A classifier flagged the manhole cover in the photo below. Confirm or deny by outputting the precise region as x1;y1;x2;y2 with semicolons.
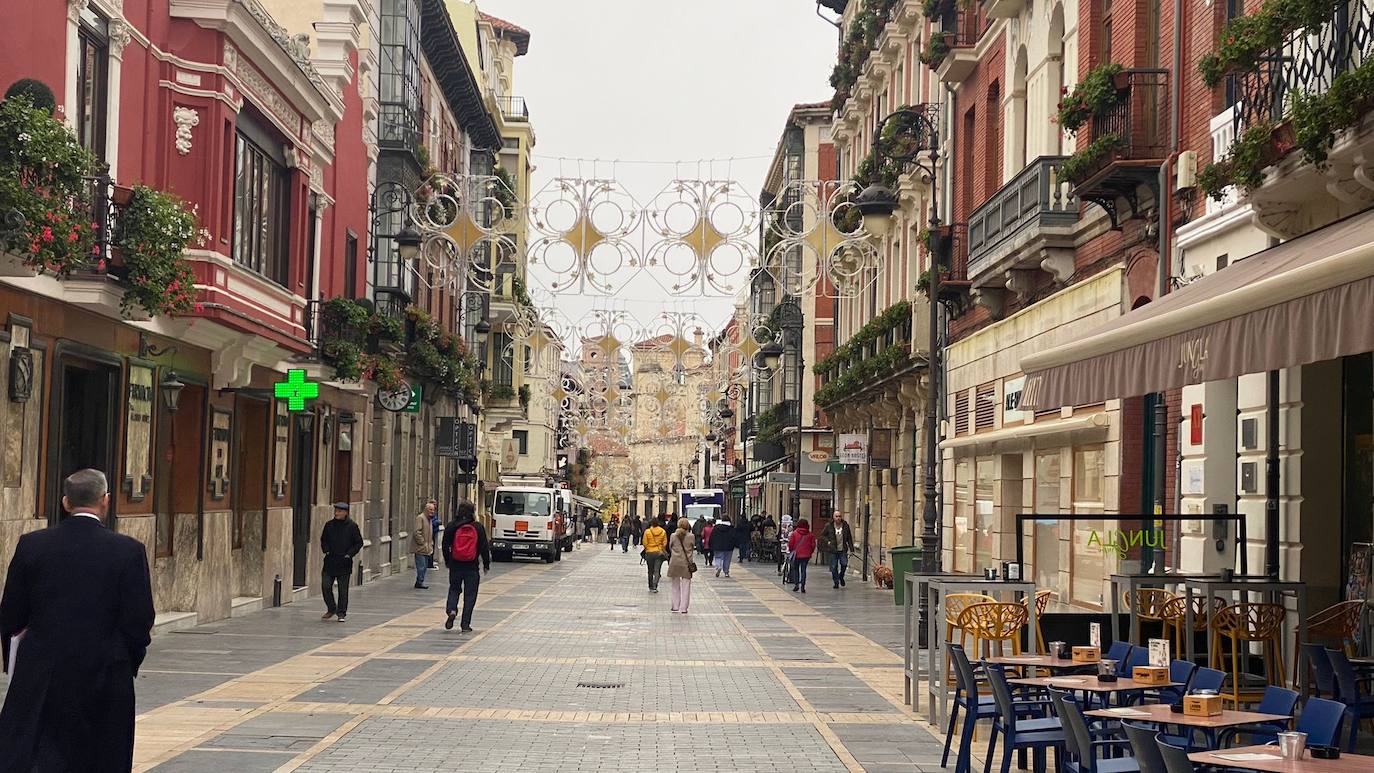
577;682;625;689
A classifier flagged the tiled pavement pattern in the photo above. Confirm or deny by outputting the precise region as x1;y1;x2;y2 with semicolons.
103;544;964;771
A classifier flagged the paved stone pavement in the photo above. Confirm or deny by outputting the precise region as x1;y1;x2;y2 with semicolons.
49;544;958;771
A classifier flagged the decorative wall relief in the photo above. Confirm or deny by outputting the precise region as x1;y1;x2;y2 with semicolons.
172;107;199;156
123;364;153;499
209;408;231;500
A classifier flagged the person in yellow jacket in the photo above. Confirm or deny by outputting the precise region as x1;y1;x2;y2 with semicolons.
641;516;669;593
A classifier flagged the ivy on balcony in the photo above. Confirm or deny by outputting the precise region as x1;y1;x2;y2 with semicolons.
1199;55;1374;200
813;299;910;377
829;0;903;110
815;342;913;408
1059;133;1124;184
1198;0;1341;87
319;298;406;387
918;32;951;67
492;164;518;220
511;273;534;308
755;402;789;444
1055;63;1124;134
403;305;481;401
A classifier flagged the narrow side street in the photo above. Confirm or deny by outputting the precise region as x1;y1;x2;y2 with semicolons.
123;547;941;773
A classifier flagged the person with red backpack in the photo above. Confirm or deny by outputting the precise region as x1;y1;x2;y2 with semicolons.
441;501;490;633
787;519;817;593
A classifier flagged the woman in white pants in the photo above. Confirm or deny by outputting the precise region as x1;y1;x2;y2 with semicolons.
666;518;695;613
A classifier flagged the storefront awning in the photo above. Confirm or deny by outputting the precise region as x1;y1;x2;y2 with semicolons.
724;457;787;486
1021;207;1374;410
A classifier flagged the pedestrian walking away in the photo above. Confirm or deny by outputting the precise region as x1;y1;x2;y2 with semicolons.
607;515;620;549
320;502;364;621
641;517;668;592
443;501;491;633
618;515;634;553
710;515;735;577
820;509;856;589
630;514;643;547
788;519;817;593
0;469;155;773
413;498;436;588
666;518;697;613
701;519;715;564
735;515;752;563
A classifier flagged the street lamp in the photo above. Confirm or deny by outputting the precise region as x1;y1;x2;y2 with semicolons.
859;105;943;575
396;223;422;262
755;298;805;524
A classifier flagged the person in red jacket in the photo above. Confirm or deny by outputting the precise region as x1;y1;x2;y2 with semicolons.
787;519;817;593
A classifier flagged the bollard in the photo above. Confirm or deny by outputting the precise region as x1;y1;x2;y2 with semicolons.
273;574;282;607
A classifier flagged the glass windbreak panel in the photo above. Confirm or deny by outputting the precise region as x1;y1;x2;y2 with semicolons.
1033;451;1062;598
494;491;551;517
1071;446;1105;608
975;458;995;573
954;458;972;573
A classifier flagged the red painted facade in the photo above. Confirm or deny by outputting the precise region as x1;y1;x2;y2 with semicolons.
1;0;367;351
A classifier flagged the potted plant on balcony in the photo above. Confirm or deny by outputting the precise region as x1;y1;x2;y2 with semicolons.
918;32;952;67
1056;63;1125;134
1059;133;1125;185
0;91;101;277
112;185;200;319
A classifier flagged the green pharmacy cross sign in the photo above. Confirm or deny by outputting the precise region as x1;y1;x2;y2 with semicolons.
274;369;320;411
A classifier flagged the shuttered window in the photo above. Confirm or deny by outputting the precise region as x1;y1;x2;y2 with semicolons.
954;390;970;436
975;383;996;432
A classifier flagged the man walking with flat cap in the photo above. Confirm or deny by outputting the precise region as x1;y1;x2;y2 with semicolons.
320;501;363;622
0;468;155;772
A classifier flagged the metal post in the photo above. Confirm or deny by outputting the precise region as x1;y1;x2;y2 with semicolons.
921;209;942;574
704;442;712;487
1265;370;1281;579
862;499;872;581
793;326;803;525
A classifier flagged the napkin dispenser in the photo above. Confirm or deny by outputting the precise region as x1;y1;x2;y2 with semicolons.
1183;692;1223;717
1132;665;1170;685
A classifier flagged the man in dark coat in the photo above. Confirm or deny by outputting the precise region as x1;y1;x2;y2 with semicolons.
320;502;363;622
0;468;155;772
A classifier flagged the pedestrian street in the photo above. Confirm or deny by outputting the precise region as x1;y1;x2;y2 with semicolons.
110;545;948;772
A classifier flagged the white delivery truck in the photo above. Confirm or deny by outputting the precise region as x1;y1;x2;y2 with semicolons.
489;485;566;563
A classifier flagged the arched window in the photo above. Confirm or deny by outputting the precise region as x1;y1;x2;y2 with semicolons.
1013;46;1030;170
1048;4;1067;156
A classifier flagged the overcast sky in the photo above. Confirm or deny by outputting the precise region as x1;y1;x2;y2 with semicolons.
474;0;838;349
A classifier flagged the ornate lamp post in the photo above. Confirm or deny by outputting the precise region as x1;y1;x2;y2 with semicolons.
855;106;943;575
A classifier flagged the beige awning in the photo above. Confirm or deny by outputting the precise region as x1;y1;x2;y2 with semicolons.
1021;208;1374;410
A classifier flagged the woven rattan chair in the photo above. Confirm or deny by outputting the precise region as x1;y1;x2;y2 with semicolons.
956;601;1029;659
1211;602;1286;706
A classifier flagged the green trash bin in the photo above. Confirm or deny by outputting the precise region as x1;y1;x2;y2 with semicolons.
889;545;923;606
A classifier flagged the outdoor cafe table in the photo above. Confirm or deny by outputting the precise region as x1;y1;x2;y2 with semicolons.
1008;675;1181;696
1190;745;1374;773
985;654;1086;674
1085;703;1291;729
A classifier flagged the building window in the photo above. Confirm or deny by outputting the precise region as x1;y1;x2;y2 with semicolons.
1101;0;1114;64
76;8;110;160
975;383;997;432
493;332;514;388
954;390;971;436
513;429;528;455
232;116;291;285
974;458;996;572
1032;451;1063;598
954;458;973;573
344;232;358;299
378;0;422;152
1071;445;1106;607
522;344;532;375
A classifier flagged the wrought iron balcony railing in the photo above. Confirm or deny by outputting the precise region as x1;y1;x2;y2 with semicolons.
497;95;529;122
1091;68;1169;164
967;157;1078;281
1232;1;1374;147
940;5;984;48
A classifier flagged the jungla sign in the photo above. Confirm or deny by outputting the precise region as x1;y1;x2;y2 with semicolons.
1087;528;1167;559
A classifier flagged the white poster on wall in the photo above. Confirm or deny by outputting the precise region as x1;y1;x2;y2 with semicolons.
837;433;868;465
